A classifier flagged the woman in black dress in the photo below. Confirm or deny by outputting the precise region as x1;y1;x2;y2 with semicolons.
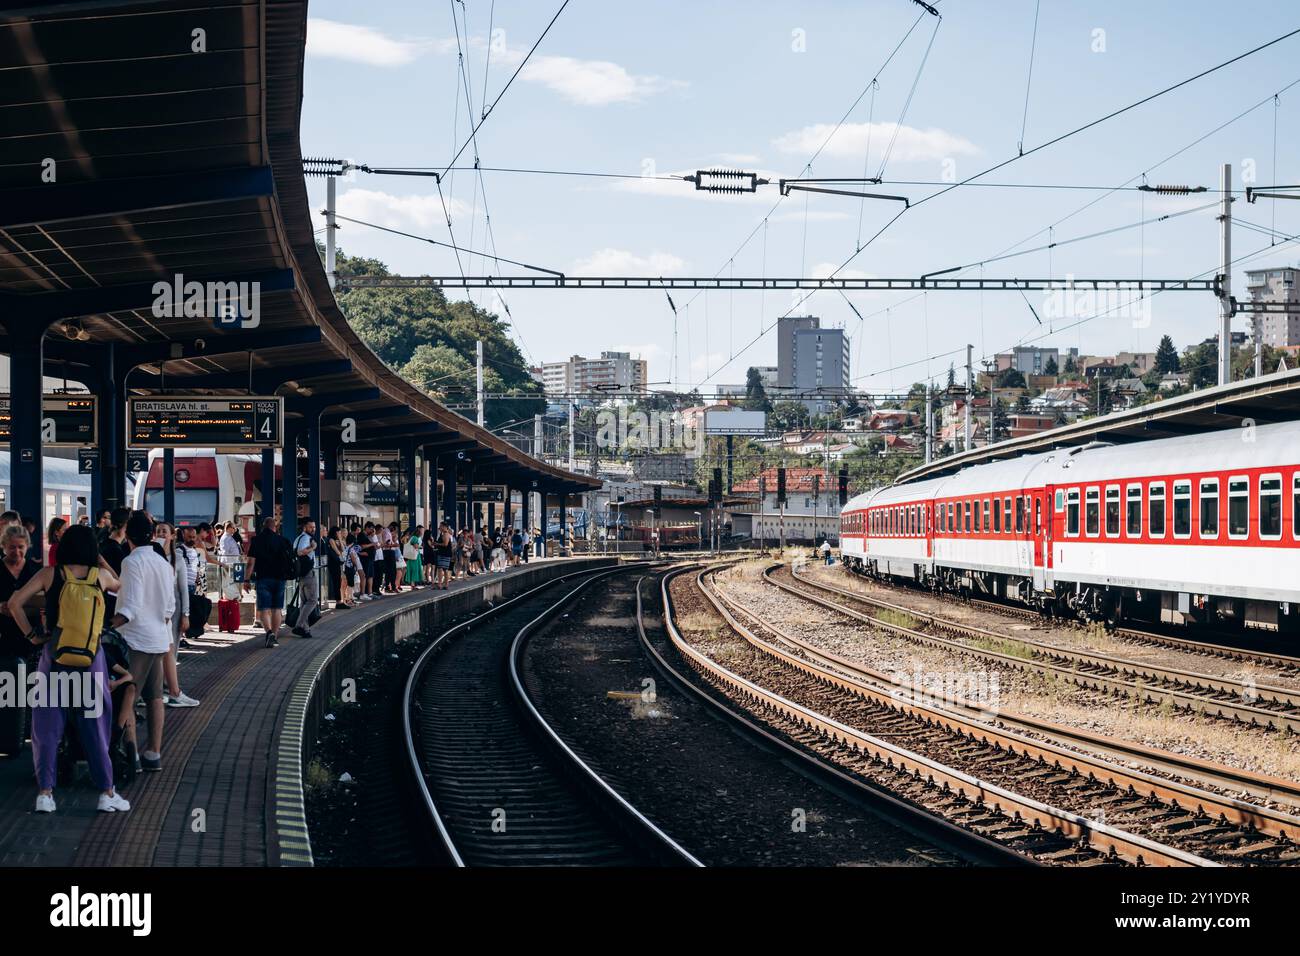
325;525;343;607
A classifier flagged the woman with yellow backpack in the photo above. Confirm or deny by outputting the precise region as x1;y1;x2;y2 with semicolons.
5;523;131;814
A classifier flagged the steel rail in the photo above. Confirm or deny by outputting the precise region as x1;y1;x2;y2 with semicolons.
646;567;1034;867
734;567;1300;838
776;566;1300;733
508;567;703;867
681;568;1217;866
403;563;695;866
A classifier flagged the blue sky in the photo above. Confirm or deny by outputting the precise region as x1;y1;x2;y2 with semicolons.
301;1;1300;394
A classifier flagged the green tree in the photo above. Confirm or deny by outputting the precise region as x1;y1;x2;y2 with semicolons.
329;247;542;429
1063;354;1078;374
1154;334;1180;374
743;367;772;412
1043;356;1059;376
996;368;1026;389
992;397;1011;441
1181;340;1218;389
770;401;808;432
1087;378;1112;417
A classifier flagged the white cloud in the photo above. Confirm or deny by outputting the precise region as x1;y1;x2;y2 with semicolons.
772;121;979;163
325;188;471;232
466;33;683;106
521;55;684;106
572;248;686;276
306;18;439;66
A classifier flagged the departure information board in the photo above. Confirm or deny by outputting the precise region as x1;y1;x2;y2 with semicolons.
0;395;96;446
127;397;283;448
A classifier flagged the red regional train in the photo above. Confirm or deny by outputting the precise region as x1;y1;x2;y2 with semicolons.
839;421;1300;633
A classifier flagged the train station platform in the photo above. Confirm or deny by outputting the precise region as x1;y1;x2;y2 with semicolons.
0;556;614;868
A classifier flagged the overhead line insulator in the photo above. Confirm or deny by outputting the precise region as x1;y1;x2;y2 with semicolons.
683;169;768;193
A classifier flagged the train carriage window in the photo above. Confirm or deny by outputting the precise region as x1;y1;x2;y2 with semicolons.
983;499;990;532
1004;497;1012;534
993;498;1001;533
1015;496;1025;534
1126;485;1142;537
1066;489;1080;536
1293;474;1300;540
1105;486;1121;537
1199;478;1219;538
1173;481;1191;538
1085;488;1100;537
1149;483;1166;538
1034;496;1042;535
950;502;957;533
965;501;972;533
1228;477;1249;539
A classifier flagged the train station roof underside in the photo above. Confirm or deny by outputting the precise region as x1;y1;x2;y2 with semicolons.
898;366;1300;485
0;0;596;495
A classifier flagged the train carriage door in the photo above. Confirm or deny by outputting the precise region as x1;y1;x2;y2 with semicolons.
1035;486;1051;590
925;501;933;559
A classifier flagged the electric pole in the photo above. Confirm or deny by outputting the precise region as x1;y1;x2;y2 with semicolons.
924;382;933;463
1218;162;1233;386
964;344;973;452
476;339;485;427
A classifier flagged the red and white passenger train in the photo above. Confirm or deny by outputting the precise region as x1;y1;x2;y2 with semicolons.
839;421;1300;633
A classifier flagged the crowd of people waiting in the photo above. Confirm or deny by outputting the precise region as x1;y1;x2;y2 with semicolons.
1;507;549;817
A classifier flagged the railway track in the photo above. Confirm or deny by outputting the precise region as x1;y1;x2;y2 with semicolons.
403;564;700;867
776;565;1300;735
774;567;1300;813
866;568;1300;677
688;565;1300;865
518;564;1021;865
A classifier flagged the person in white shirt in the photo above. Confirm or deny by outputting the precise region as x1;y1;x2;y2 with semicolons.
109;512;177;773
292;518;319;639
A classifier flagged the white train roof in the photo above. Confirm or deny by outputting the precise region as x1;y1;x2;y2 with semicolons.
842;420;1300;511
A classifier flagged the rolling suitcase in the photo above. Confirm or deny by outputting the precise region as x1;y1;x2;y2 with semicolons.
217;598;241;634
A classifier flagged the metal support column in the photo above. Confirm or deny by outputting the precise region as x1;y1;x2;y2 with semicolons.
400;440;417;530
306;415;322;529
441;457;457;529
4;321;50;553
464;462;475;531
260;448;276;526
487;501;496;533
162;448;176;525
280;422;302;542
1218;162;1233;386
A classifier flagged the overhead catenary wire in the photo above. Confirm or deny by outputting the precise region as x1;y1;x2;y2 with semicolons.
697;32;1300;389
1017;0;1042;156
441;0;572;174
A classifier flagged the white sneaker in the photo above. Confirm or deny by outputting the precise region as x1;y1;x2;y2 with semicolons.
97;792;131;813
35;793;55;813
168;692;200;708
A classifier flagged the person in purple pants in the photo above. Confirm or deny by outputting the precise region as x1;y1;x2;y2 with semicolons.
6;524;130;814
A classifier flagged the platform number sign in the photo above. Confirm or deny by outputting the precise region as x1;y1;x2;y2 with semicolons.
77;448;100;474
127;450;149;475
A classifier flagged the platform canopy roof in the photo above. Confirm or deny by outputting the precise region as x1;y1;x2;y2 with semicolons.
0;0;596;494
